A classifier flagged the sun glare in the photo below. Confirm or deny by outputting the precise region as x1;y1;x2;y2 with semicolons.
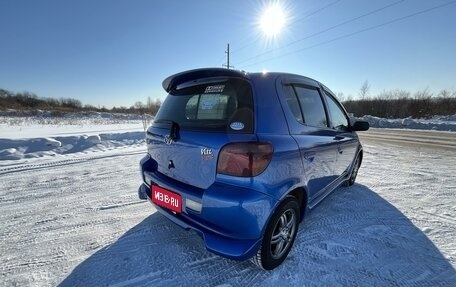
259;3;286;38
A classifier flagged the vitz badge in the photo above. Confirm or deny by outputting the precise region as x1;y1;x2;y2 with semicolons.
201;147;214;160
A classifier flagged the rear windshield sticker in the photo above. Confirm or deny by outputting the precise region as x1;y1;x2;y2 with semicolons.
230;122;245;131
200;97;218;110
204;85;225;93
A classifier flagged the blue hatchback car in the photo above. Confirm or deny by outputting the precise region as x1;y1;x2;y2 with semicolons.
138;68;369;270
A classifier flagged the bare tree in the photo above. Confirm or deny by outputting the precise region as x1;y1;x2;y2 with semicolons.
134;101;149;132
438;89;451;99
359;80;370;100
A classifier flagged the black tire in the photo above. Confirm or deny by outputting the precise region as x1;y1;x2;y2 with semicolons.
344;154;361;187
252;196;300;270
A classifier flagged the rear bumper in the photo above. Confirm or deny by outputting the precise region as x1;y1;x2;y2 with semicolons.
138;155;277;261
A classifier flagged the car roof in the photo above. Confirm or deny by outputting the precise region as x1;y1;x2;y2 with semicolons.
162;68;321;92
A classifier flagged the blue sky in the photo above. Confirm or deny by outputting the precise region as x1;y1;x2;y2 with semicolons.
1;0;455;108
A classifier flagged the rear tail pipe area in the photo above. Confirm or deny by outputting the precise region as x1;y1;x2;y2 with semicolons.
138;183;149;200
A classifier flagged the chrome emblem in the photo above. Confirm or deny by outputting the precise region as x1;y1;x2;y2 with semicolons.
164;135;174;145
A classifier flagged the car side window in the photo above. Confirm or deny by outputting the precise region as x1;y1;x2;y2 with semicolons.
324;92;349;130
294;86;327;128
283;85;304;124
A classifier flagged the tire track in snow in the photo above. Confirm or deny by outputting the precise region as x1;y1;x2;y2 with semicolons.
0;152;143;175
0;150;147;287
0;149;144;175
416;210;456;226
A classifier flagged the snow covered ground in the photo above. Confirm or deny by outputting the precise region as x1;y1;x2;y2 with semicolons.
1;113;455;286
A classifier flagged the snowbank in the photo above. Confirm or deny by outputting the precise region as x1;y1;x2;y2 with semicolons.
0;132;146;160
0;110;152;160
359;115;456;131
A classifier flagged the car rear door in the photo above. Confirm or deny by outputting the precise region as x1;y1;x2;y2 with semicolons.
279;78;339;202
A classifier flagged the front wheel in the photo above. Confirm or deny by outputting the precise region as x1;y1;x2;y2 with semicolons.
344;155;361;187
252;196;300;270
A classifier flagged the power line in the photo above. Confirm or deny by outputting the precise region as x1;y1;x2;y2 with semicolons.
236;0;405;66
230;0;343;55
289;0;342;25
240;0;456;69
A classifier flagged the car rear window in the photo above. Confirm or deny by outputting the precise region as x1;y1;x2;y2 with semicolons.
154;78;254;133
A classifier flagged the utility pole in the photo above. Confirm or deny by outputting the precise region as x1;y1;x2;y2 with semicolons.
222;43;234;69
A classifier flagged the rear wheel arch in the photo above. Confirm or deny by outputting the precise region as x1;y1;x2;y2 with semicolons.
258;186;307;243
252;195;300;270
251;185;308;269
288;187;308;222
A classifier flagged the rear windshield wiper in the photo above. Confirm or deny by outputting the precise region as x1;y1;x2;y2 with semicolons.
154;119;180;141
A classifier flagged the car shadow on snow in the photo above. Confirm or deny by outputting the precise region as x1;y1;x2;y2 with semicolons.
59;184;456;287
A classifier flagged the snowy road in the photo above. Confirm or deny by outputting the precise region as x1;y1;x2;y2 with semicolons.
359;128;456;151
1;132;455;286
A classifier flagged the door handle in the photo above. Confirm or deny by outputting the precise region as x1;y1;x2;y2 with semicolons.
334;135;345;141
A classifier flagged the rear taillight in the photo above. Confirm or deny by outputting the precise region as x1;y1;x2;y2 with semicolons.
217;142;273;177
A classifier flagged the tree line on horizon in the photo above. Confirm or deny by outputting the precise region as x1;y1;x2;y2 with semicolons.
1;86;455;119
339;81;456;119
0;88;162;116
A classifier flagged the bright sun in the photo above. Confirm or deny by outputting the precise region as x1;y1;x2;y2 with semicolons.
259;3;286;37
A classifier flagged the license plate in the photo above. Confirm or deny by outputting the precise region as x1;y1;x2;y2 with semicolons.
151;185;182;213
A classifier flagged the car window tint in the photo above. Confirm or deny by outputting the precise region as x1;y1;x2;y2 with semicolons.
154;78;253;133
283;85;303;124
324;92;349;130
294;86;327;128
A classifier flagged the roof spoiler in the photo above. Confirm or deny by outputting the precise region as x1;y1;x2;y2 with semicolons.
162;68;249;92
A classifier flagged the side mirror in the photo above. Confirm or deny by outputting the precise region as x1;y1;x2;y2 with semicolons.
351;120;370;131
